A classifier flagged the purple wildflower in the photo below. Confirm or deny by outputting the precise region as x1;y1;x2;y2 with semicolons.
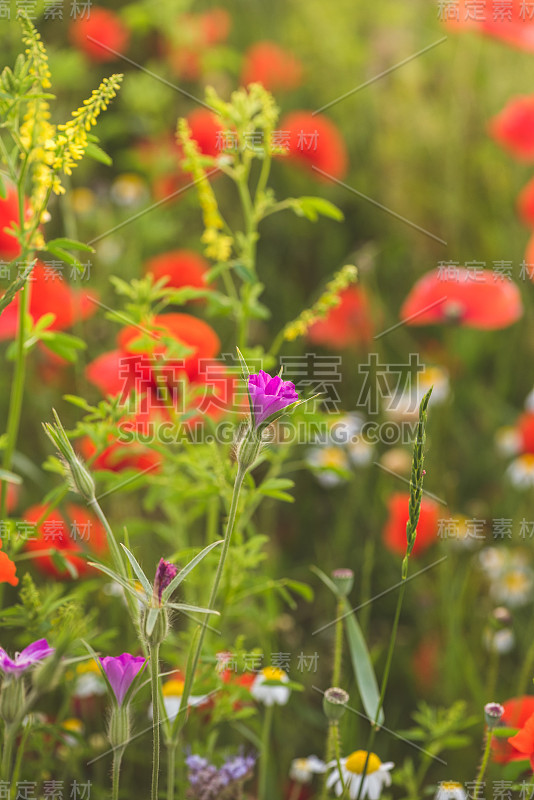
0;638;54;675
100;653;146;705
186;752;256;799
219;753;256;783
248;370;298;428
154;558;178;604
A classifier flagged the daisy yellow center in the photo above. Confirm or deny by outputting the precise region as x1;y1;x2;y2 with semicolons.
321;447;347;469
77;661;101;676
163;679;185;697
345;751;381;775
62;718;83;733
262;667;286;682
441;782;463;790
503;570;530;593
518;454;534;471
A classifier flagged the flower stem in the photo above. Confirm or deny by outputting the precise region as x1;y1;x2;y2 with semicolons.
166;741;176;800
332;597;344;688
473;729;493;800
258;702;274;800
355;574;408;800
172;466;246;736
111;746;124;800
150;644;161;800
1;724;16;782
0;280;30;524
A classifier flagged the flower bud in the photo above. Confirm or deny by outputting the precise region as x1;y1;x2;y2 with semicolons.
331;569;354;597
0;677;25;725
484;702;504;729
108;704;131;748
234;423;262;473
142;606;169;648
323;687;349;721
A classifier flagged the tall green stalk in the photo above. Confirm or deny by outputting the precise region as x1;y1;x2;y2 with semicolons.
258;703;274;800
150;644;161;800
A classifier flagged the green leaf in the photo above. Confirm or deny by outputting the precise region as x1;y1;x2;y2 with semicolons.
0;469;22;485
46;237;94;254
44;244;85;274
167;603;220;616
493;727;519;738
0;173;6;199
40;331;86;362
233;261;256;283
289;196;344;223
343;597;384;726
84;141;112;166
120;544;153;597
87;560;144;601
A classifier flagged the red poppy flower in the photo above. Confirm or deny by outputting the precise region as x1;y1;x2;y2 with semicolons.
0;551;18;587
86;314;239;422
0;182;22;260
0;261;96;340
23;503;107;579
184;109;224;159
493;696;534;763
400;267;523;330
517;412;534;453
518;177;534;227
306;287;373;348
200;8;231;45
165;9;231;79
241;42;303;92
145;250;208;291
509;712;534;770
383;493;440;557
280;111;348;180
446;1;534;51
489;96;534;161
70;7;130;62
79;424;161;474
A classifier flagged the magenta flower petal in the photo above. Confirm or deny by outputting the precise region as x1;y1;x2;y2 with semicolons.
0;638;55;675
248;370;298;427
101;653;146;705
154;558;178;604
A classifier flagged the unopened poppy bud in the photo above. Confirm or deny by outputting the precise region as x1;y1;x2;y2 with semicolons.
484;702;505;729
108;704;131;748
331;568;354;597
323;687;349;721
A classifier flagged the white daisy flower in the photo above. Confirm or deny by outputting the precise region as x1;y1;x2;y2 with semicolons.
148;678;208;722
435;781;466;799
478;547;507;580
495;426;521;457
250;667;290;706
289;755;326;783
306;445;350;488
384;366;449;421
329;413;365;445
507;454;534;489
483;627;515;654
491;564;534;608
347;438;374;467
326;750;394;799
